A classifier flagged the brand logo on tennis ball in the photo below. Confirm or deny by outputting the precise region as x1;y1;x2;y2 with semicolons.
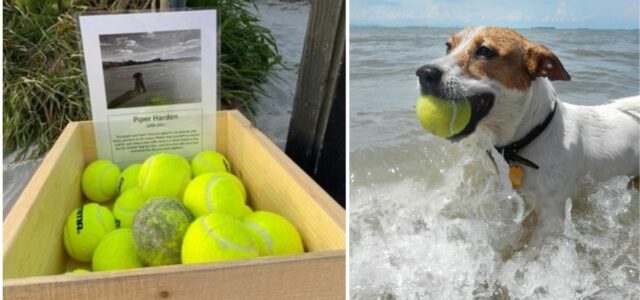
75;206;84;234
117;177;124;193
223;160;230;172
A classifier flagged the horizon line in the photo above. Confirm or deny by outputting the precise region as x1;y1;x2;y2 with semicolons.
349;24;640;30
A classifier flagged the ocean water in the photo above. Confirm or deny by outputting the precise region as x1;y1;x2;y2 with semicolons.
253;1;309;149
350;27;639;299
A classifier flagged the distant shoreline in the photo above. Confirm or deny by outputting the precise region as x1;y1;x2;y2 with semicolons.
102;56;200;69
349;25;639;31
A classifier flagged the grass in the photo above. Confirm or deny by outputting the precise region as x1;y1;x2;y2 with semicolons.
4;0;281;160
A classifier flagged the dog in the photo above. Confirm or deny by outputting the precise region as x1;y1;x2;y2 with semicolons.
415;26;639;255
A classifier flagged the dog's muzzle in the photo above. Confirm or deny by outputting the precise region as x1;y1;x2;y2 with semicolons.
416;64;443;95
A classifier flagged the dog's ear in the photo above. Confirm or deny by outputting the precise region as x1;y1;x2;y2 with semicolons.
526;44;571;81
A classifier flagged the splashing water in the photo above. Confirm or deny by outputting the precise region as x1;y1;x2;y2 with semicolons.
350;133;639;299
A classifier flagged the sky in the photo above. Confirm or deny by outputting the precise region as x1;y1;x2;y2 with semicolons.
100;30;201;62
350;0;639;29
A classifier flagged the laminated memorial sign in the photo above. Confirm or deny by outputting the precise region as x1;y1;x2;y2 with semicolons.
79;10;217;166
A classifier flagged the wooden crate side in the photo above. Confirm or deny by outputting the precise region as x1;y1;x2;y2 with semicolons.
4;251;345;300
3;123;86;279
215;111;230;156
79;122;98;161
225;111;345;251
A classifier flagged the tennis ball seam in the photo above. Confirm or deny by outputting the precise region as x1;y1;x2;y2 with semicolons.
201;218;255;253
205;177;221;213
141;156;155;190
449;102;458;135
244;221;274;254
98;164;118;198
95;206;108;234
114;202;138;218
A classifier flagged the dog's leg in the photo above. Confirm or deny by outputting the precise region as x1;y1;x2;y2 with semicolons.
629;176;639;190
500;203;539;261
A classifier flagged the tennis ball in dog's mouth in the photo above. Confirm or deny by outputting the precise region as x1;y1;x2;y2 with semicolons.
416;95;471;138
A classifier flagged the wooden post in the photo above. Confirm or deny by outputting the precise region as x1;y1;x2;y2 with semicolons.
285;0;346;206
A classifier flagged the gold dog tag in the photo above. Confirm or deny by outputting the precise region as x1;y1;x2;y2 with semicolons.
509;165;524;188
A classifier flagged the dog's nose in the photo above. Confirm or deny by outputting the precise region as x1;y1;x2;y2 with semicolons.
416;65;443;85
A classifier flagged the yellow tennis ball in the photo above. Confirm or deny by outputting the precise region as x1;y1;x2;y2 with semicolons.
240;205;254;218
242;211;304;256
92;229;143;271
81;160;121;202
138;153;191;200
191;150;231;177
113;187;148;228
70;269;91;274
183;172;246;218
132;198;194;266
182;213;259;264
63;203;117;262
416;95;471;138
117;163;142;194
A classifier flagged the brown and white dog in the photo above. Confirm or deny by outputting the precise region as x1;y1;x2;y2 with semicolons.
416;27;639;253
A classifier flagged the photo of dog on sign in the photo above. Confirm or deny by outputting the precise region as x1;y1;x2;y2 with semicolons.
100;30;202;109
349;1;639;298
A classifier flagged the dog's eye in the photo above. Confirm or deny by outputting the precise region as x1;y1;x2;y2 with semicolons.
475;46;496;59
445;42;452;53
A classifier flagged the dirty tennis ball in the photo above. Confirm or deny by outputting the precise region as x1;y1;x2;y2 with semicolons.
63;203;117;262
82;160;121;202
182;213;259;264
183;172;246;218
113;188;148;228
416;95;471;138
138;153;191;200
118;163;142;194
92;229;143;271
243;211;304;256
132;198;194;266
191;150;231;177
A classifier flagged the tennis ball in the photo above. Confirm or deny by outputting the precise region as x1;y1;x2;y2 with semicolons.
416;95;471;138
92;229;143;271
148;96;173;106
240;205;254;218
63;203;117;262
81;160;121;202
70;269;90;274
138;153;191;199
191;151;231;177
243;211;304;256
118;163;142;194
132;198;194;266
183;172;246;218
182;213;259;264
113;187;148;228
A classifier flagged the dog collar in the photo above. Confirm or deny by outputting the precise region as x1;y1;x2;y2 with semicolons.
495;101;558;170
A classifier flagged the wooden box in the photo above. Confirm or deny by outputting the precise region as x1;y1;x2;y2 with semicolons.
3;111;345;299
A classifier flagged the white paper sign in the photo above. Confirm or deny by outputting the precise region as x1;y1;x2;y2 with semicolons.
79;10;217;166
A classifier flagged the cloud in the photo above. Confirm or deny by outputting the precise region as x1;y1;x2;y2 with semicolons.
350;0;639;29
505;11;523;22
546;0;567;22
